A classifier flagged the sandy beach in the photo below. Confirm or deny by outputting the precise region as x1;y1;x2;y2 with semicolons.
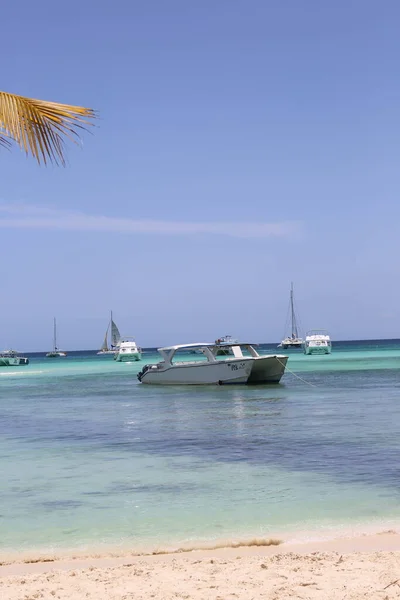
2;531;400;599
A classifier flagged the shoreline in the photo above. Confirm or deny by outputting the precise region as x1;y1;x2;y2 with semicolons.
2;533;400;600
2;526;400;575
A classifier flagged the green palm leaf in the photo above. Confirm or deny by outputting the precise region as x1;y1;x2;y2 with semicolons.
0;92;96;165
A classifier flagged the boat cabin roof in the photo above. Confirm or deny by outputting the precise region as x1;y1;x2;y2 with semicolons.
306;329;330;335
156;342;261;365
159;342;256;351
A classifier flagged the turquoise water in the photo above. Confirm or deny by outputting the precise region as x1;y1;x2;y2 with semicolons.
1;340;400;555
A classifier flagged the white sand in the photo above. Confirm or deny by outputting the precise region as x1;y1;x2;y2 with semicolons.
2;532;400;599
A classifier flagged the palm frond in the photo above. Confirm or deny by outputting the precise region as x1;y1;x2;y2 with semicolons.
0;92;96;166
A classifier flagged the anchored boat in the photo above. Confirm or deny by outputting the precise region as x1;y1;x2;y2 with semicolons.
46;318;67;358
97;311;121;355
138;342;288;385
279;283;303;349
303;330;332;355
0;350;29;366
114;338;142;362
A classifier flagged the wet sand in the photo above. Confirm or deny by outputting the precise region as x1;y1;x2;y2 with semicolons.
2;531;400;599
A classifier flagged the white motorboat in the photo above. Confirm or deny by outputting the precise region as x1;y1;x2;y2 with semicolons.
97;311;121;355
279;283;303;349
46;318;67;358
303;330;332;355
0;350;29;366
114;338;141;362
137;342;288;385
214;335;240;355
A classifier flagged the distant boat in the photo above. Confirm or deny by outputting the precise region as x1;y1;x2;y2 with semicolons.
97;311;121;355
279;283;303;349
215;335;240;356
303;330;332;355
0;349;29;366
46;318;67;358
114;337;142;362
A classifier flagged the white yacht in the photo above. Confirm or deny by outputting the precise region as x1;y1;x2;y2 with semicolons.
279;283;303;349
114;338;141;362
0;350;29;366
303;330;332;355
137;342;288;385
97;311;121;355
46;318;67;358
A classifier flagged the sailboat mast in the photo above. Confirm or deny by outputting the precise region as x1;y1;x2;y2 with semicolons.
110;310;112;347
290;283;298;338
53;317;57;351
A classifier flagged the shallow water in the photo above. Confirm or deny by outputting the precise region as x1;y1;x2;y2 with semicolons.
1;340;400;554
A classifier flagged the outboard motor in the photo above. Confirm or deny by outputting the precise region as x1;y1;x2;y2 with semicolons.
137;364;150;382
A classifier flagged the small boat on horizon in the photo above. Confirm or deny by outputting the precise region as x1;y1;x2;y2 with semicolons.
137;341;288;385
279;283;303;349
303;330;332;355
46;318;67;358
97;311;121;355
0;349;29;366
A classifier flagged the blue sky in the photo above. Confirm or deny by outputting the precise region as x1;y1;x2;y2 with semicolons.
1;0;400;350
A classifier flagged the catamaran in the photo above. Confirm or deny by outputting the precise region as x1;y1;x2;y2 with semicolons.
97;311;121;355
279;283;303;349
138;341;288;385
46;318;67;358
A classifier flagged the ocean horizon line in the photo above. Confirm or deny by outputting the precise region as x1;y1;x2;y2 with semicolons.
16;337;400;355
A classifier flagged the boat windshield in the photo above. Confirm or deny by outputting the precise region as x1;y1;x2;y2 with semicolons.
213;345;254;359
159;343;260;364
170;347;209;364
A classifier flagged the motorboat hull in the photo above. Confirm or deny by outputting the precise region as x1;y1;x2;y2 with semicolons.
280;341;303;349
115;351;141;362
304;344;331;355
139;357;253;385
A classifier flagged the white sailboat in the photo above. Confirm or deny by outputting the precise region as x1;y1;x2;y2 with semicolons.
279;283;303;349
97;311;121;355
46;318;67;358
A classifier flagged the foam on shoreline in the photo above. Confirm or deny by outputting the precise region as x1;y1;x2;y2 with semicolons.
1;521;400;574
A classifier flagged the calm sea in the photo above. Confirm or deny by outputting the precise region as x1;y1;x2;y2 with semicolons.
1;339;400;555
